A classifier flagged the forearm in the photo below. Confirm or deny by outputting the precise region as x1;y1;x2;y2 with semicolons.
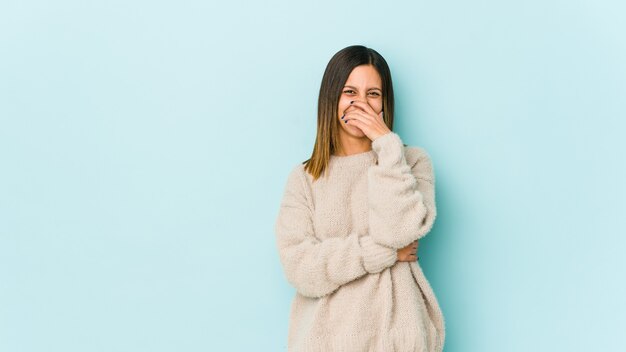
275;165;398;299
368;132;437;249
275;230;398;298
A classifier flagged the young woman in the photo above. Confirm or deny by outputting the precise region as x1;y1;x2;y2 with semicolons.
275;45;445;351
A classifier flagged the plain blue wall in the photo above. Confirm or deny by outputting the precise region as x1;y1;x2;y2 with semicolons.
1;0;624;351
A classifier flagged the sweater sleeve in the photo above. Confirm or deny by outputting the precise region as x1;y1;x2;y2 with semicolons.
367;132;437;249
275;165;398;299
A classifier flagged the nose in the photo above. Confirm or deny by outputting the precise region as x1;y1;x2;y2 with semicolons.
351;95;367;105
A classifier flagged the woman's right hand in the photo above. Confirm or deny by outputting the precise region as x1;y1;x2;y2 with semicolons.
397;240;419;262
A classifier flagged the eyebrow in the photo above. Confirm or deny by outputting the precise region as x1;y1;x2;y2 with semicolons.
343;85;382;91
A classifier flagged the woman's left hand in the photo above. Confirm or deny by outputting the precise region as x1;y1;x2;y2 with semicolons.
342;100;392;141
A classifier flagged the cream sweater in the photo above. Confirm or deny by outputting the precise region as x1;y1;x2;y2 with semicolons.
274;131;445;352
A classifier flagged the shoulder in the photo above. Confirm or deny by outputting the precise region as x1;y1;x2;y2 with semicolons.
283;162;314;193
403;145;432;167
402;145;435;182
285;162;306;186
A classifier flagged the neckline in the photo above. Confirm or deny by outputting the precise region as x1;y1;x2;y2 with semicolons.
329;149;377;167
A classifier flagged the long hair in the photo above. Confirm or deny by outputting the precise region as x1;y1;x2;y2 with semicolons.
303;45;395;181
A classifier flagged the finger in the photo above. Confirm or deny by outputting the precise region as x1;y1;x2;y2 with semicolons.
349;100;377;116
345;117;367;132
344;116;368;133
344;110;373;125
342;105;361;116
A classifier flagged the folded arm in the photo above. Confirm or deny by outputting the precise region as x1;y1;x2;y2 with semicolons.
368;132;437;249
275;165;398;299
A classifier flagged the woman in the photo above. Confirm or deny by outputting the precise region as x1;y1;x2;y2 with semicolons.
274;45;445;351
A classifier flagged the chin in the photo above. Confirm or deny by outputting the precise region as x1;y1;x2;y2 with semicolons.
345;127;366;138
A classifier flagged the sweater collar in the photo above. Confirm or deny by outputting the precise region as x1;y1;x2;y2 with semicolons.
329;149;377;168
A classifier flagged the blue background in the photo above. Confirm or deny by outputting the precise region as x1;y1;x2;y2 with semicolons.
1;0;624;351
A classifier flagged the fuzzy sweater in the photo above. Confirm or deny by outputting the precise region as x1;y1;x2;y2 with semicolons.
274;131;445;352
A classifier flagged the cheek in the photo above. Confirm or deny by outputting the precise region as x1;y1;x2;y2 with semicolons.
337;98;351;115
368;99;383;111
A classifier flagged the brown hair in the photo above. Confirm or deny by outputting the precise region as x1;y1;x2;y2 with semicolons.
303;45;395;181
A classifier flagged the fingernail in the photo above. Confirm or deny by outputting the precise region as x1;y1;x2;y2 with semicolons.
344;120;348;123
341;114;344;119
350;101;354;104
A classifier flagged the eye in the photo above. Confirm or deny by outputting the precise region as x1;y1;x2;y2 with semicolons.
343;90;356;94
368;91;381;97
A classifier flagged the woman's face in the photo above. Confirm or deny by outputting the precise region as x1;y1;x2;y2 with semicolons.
337;64;383;138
